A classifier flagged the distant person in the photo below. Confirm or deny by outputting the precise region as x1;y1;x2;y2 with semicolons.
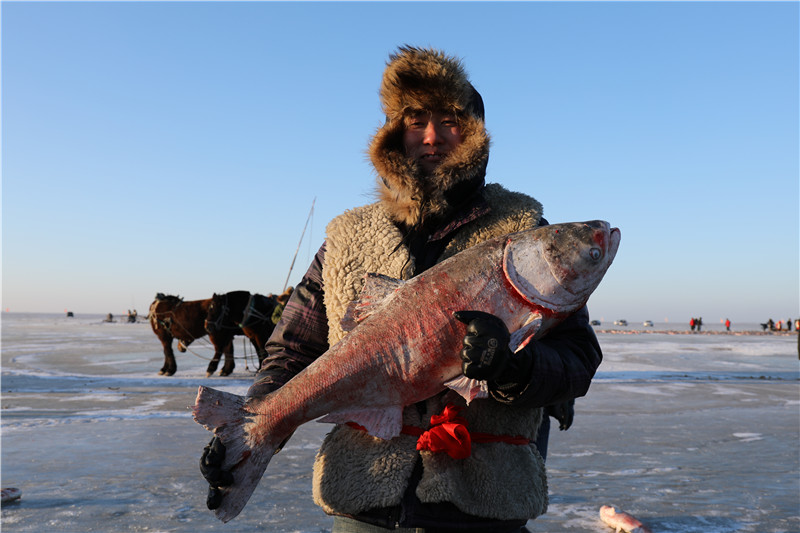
697;317;703;332
767;318;775;331
794;319;799;332
690;317;696;332
725;318;731;332
787;319;792;332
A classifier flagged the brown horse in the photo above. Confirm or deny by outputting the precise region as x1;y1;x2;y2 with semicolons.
240;293;280;366
148;293;212;376
204;291;262;377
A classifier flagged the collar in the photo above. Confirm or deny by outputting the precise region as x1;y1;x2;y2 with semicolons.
428;189;490;242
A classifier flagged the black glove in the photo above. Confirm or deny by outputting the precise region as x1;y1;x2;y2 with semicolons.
200;437;233;510
454;310;533;391
546;398;575;430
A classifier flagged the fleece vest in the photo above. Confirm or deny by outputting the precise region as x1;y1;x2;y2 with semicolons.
312;183;549;521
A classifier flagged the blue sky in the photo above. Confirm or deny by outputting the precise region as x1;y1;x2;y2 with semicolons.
2;1;798;324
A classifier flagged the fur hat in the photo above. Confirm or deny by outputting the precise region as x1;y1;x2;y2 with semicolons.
379;46;485;122
369;46;490;230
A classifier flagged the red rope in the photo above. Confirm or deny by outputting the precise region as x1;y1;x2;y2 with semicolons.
346;403;529;460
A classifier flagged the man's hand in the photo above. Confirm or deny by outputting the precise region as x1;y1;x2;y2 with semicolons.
454;310;511;381
454;310;535;394
200;437;233;510
546;398;575;430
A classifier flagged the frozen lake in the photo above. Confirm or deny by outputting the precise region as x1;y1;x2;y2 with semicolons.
2;313;798;532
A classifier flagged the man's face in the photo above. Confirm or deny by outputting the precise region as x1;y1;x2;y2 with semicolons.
403;111;462;175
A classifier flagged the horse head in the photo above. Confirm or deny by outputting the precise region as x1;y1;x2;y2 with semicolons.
205;293;228;334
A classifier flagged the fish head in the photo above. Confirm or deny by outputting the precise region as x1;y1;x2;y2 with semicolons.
503;220;620;313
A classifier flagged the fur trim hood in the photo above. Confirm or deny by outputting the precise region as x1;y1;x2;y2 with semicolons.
369;46;490;229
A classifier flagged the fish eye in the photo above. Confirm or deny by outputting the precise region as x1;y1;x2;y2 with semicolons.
589;247;602;261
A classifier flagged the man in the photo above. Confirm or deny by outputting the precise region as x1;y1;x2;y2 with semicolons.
201;46;602;532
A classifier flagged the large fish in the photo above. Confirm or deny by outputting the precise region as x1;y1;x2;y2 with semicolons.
193;220;621;522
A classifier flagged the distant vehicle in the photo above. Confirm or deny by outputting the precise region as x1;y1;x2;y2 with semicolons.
643;320;654;327
590;320;601;326
613;319;628;326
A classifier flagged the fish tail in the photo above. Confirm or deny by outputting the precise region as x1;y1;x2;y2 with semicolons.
193;386;279;523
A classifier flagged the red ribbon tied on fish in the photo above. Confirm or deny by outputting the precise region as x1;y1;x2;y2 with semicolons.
414;403;472;460
347;403;529;459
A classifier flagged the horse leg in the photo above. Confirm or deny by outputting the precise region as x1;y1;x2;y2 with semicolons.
205;349;222;378
160;338;177;376
246;337;260;368
220;339;235;376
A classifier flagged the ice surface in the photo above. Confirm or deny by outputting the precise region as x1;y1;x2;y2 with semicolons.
2;313;798;532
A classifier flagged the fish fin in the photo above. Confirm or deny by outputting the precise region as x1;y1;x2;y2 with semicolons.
509;314;543;352
443;375;488;403
341;274;405;333
317;407;404;440
193;386;280;523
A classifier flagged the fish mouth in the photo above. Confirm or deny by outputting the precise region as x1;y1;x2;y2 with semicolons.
608;226;621;260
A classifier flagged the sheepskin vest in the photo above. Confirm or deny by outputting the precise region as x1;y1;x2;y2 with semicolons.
312;183;549;521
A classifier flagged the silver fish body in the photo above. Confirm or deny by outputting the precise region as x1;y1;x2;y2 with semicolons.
193;220;620;522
